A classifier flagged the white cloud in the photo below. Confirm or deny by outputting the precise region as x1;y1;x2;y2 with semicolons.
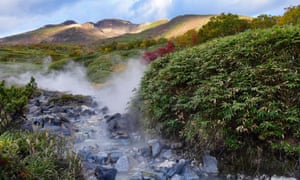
130;0;173;22
169;0;299;17
46;0;132;23
0;14;46;37
0;0;48;15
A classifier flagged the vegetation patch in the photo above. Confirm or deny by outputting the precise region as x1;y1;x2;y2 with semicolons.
0;131;82;179
0;80;82;179
0;78;37;134
48;93;95;107
140;25;300;175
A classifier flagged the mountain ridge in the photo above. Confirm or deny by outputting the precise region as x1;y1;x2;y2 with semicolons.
0;14;217;44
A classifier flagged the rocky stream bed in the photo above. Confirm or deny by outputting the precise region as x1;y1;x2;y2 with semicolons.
21;90;297;180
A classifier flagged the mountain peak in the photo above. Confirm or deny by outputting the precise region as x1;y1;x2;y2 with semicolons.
95;19;137;28
42;20;78;28
61;20;77;25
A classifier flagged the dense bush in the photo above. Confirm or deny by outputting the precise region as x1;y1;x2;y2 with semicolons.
141;25;300;157
250;14;278;29
198;13;250;43
0;78;37;134
278;5;300;25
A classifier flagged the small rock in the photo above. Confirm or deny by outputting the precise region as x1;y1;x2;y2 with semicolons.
170;142;183;149
271;175;297;180
160;149;173;159
100;106;109;115
109;152;123;163
81;105;96;116
78;149;93;161
171;174;184;180
111;131;129;139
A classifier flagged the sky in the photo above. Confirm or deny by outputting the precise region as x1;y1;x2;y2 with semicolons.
0;0;299;38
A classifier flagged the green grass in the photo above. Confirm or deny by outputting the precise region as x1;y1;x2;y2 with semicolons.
0;131;82;179
138;19;169;32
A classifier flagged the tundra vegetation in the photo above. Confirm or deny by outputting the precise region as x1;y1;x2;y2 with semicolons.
0;4;299;177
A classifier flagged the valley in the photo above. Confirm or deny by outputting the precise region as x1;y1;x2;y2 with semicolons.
0;7;299;179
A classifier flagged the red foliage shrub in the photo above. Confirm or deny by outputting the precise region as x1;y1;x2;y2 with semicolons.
142;51;158;64
141;41;175;64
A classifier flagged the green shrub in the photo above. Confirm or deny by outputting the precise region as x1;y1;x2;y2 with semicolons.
141;25;300;155
0;77;37;134
48;58;71;70
86;56;113;83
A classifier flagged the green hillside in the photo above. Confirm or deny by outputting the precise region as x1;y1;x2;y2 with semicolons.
140;15;213;39
140;25;300;175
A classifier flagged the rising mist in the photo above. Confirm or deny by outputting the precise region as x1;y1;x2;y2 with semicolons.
1;59;147;113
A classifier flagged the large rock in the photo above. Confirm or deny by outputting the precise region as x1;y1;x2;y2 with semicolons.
148;139;163;157
182;166;200;180
115;155;130;172
199;155;218;174
105;113;131;139
94;166;117;180
95;152;109;165
167;159;188;177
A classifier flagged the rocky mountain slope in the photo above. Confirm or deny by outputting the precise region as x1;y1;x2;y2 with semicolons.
0;15;214;44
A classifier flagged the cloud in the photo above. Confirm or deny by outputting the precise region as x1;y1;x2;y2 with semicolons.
0;0;75;16
41;0;132;24
130;0;173;22
0;0;79;37
168;0;300;17
49;0;173;23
